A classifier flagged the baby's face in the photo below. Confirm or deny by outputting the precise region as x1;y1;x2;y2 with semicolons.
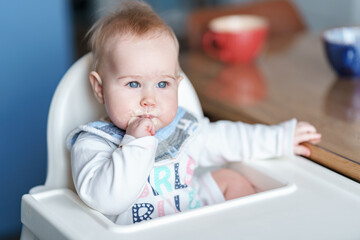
97;34;180;131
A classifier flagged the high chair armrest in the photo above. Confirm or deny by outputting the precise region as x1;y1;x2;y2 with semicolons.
21;161;296;240
21;189;114;240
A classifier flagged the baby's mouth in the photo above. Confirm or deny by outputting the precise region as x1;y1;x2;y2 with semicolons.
128;113;159;127
138;114;154;119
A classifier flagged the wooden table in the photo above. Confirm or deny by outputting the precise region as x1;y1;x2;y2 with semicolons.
180;32;360;182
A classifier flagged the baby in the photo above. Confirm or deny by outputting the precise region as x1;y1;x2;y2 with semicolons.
66;1;321;225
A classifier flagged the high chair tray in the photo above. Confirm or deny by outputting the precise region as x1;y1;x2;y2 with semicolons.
21;156;360;240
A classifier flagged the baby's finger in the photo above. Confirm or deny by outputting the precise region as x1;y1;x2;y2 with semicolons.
139;118;155;132
308;137;322;144
295;132;322;144
296;122;317;134
294;144;311;157
149;125;155;136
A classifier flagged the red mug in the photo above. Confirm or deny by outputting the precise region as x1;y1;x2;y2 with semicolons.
202;15;268;64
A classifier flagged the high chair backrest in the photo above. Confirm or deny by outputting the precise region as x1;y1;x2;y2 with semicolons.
43;53;203;192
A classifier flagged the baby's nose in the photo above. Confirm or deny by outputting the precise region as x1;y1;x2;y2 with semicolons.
140;95;156;107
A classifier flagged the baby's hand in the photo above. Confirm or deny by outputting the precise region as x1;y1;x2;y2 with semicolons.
126;117;155;138
293;122;321;157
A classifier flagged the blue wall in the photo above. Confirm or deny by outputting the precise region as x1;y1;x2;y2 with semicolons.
0;0;74;237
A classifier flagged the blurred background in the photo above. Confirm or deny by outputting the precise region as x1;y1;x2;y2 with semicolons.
1;0;360;239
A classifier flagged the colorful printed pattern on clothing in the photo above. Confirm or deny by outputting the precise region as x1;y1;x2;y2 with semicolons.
132;155;200;224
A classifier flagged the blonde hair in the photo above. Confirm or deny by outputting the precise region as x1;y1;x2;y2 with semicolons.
88;0;179;72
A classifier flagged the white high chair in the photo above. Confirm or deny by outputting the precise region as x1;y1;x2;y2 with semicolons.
21;53;360;240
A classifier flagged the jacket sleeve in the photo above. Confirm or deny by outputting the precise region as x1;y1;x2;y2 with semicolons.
189;118;297;167
70;132;158;215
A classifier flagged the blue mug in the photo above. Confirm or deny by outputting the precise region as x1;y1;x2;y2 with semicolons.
323;27;360;78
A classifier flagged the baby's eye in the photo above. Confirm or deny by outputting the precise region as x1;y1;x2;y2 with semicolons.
128;81;140;88
157;81;168;88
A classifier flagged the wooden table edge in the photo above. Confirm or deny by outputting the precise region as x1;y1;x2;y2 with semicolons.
304;143;360;183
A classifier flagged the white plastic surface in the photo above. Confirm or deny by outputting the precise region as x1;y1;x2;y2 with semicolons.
22;157;360;240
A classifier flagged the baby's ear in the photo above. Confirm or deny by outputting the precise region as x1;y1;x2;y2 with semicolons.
177;74;183;83
176;63;183;83
89;71;105;104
